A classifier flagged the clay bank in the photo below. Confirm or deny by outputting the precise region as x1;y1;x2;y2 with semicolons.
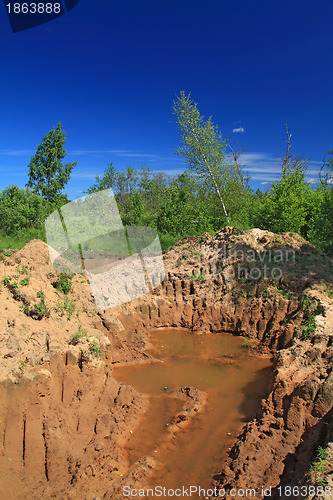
0;227;333;499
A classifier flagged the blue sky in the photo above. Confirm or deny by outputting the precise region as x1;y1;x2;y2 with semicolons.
1;0;333;199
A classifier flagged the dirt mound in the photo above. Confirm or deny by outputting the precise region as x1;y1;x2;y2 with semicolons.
0;228;333;499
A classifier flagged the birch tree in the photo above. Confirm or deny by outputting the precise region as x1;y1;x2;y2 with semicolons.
172;91;230;223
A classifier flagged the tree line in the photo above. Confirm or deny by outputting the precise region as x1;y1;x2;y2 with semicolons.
0;94;332;254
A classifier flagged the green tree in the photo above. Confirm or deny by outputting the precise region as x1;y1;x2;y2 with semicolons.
84;162;117;194
250;157;315;236
307;150;333;255
173;91;234;223
26;122;77;203
0;185;49;234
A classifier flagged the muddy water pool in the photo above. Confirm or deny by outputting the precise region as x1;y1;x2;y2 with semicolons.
113;328;272;496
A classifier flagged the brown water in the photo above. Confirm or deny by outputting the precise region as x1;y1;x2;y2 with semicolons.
113;328;272;496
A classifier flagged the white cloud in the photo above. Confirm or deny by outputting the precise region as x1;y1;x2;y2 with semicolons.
307;178;319;184
232;127;245;133
0;149;34;156
71;171;99;180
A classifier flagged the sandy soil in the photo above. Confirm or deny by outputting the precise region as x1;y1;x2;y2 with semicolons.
0;227;332;499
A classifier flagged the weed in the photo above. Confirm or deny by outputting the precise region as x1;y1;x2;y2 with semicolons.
70;324;88;345
19;278;29;286
17;265;29;275
317;446;328;460
35;303;47;316
322;283;333;300
3;276;11;285
189;271;206;283
3;251;11;257
56;296;76;319
309;446;328;486
89;340;103;358
243;337;251;348
301;314;317;340
22;290;50;320
275;286;295;299
57;273;73;294
232;287;246;297
299;296;321;340
19;360;26;370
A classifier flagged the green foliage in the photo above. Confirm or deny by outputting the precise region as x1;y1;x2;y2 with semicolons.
55;273;73;294
26;122;77;203
250;159;313;236
84;162;117;194
88;339;103;358
173;92;249;224
299;296;321;340
0;228;46;251
56;296;76;319
0;185;51;235
309;446;329;486
243;337;251;348
70;324;88;345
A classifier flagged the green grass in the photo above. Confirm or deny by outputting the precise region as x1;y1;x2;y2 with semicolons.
309;446;329;486
0;228;46;251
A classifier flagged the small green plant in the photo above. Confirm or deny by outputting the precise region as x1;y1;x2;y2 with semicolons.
89;340;103;358
70;325;88;345
317;446;328;460
56;296;76;319
243;337;251;348
3;276;11;285
17;265;29;275
37;290;45;300
19;360;26;371
322;283;333;300
299;296;321;340
301;314;317;340
189;271;206;283
55;273;73;294
3;251;11;257
309;446;328;486
19;278;29;286
35;302;47;316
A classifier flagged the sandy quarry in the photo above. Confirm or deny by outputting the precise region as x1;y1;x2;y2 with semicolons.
0;227;333;499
